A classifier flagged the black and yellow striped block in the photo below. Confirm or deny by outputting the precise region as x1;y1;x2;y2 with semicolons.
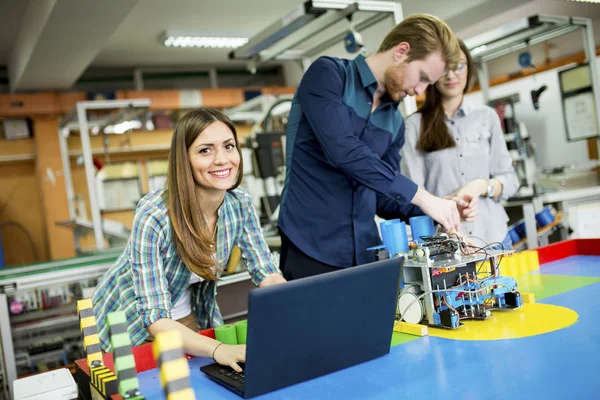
77;299;102;368
90;365;118;399
152;331;195;400
107;311;145;399
90;384;105;400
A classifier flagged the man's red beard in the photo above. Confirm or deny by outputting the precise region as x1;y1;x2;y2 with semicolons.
384;63;406;101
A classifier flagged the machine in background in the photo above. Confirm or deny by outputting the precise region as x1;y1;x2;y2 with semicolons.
490;93;539;199
226;95;292;231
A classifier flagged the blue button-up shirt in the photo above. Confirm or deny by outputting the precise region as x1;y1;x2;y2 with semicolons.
278;54;419;267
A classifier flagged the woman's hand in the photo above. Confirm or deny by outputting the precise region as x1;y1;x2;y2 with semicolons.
449;194;478;222
259;273;287;287
213;343;246;372
453;179;488;200
446;179;487;222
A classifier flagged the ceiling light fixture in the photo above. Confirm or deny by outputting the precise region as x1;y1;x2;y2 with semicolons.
162;31;248;49
567;0;600;3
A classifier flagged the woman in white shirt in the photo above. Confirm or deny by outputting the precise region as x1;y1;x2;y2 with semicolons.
401;39;520;248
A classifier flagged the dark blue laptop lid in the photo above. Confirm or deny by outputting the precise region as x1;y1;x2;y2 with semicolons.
243;257;403;398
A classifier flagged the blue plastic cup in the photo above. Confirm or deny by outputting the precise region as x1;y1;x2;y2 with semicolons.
515;221;526;237
535;206;555;228
379;219;409;257
409;215;435;243
508;227;521;244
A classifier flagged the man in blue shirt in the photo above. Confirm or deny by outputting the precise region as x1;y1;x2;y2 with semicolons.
278;14;476;280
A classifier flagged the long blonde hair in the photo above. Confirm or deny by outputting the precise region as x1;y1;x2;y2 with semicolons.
166;108;243;280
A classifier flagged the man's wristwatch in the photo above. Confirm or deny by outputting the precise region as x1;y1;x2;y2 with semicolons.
486;180;494;198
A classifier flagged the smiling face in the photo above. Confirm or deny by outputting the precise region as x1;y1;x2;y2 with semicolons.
435;50;468;99
384;50;447;100
187;121;240;195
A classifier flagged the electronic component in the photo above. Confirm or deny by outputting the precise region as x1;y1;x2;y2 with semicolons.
398;234;522;330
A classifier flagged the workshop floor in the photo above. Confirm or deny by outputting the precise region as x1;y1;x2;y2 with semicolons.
136;255;600;399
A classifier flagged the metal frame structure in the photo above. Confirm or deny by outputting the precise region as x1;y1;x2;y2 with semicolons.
465;14;600;249
229;0;417;115
58;99;151;252
466;14;600;121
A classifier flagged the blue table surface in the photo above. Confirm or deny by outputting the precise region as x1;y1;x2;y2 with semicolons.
138;256;600;400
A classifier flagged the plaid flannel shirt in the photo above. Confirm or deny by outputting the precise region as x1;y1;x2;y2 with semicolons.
92;187;280;351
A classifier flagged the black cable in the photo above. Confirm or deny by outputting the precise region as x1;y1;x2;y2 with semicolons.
0;221;39;263
261;98;293;132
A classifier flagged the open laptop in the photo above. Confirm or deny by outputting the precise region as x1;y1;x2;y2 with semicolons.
201;257;404;398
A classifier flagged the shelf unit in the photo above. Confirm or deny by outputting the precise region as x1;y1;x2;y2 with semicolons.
489;93;538;198
512;211;564;251
0;137;35;164
57;99;152;253
0;253;115;399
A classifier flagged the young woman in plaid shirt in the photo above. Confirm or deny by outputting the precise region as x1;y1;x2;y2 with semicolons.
92;108;286;372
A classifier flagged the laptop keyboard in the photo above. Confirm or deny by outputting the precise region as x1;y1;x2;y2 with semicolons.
217;365;245;384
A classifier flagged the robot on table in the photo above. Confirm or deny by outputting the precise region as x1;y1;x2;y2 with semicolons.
372;222;523;330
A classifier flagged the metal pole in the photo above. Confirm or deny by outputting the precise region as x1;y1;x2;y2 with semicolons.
477;60;491;103
302;57;312;72
0;293;16;399
581;20;600;139
209;68;219;88
392;1;403;25
421;265;435;324
58;128;76;220
523;202;538;249
133;68;144;91
76;103;105;250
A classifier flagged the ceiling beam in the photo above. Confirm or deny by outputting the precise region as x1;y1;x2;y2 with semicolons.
8;0;140;92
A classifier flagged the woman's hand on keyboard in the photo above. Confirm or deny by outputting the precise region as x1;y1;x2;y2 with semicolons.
214;344;246;372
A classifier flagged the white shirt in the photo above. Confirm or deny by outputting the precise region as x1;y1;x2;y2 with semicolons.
170;272;204;320
401;104;520;243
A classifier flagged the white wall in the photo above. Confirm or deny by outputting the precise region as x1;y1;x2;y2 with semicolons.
455;0;600;44
457;0;600;170
462;58;598;169
483;17;600;79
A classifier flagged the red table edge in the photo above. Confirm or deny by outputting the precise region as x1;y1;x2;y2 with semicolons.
76;238;600;375
536;238;600;264
75;327;215;375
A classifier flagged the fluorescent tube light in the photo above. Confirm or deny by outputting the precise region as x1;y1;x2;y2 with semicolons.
162;31;248;48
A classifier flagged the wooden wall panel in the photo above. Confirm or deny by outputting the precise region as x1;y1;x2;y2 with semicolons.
0;93;59;116
0;162;48;266
200;88;245;108
0;138;35;162
261;86;297;95
57;92;87;114
118;90;180;110
33;116;76;261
